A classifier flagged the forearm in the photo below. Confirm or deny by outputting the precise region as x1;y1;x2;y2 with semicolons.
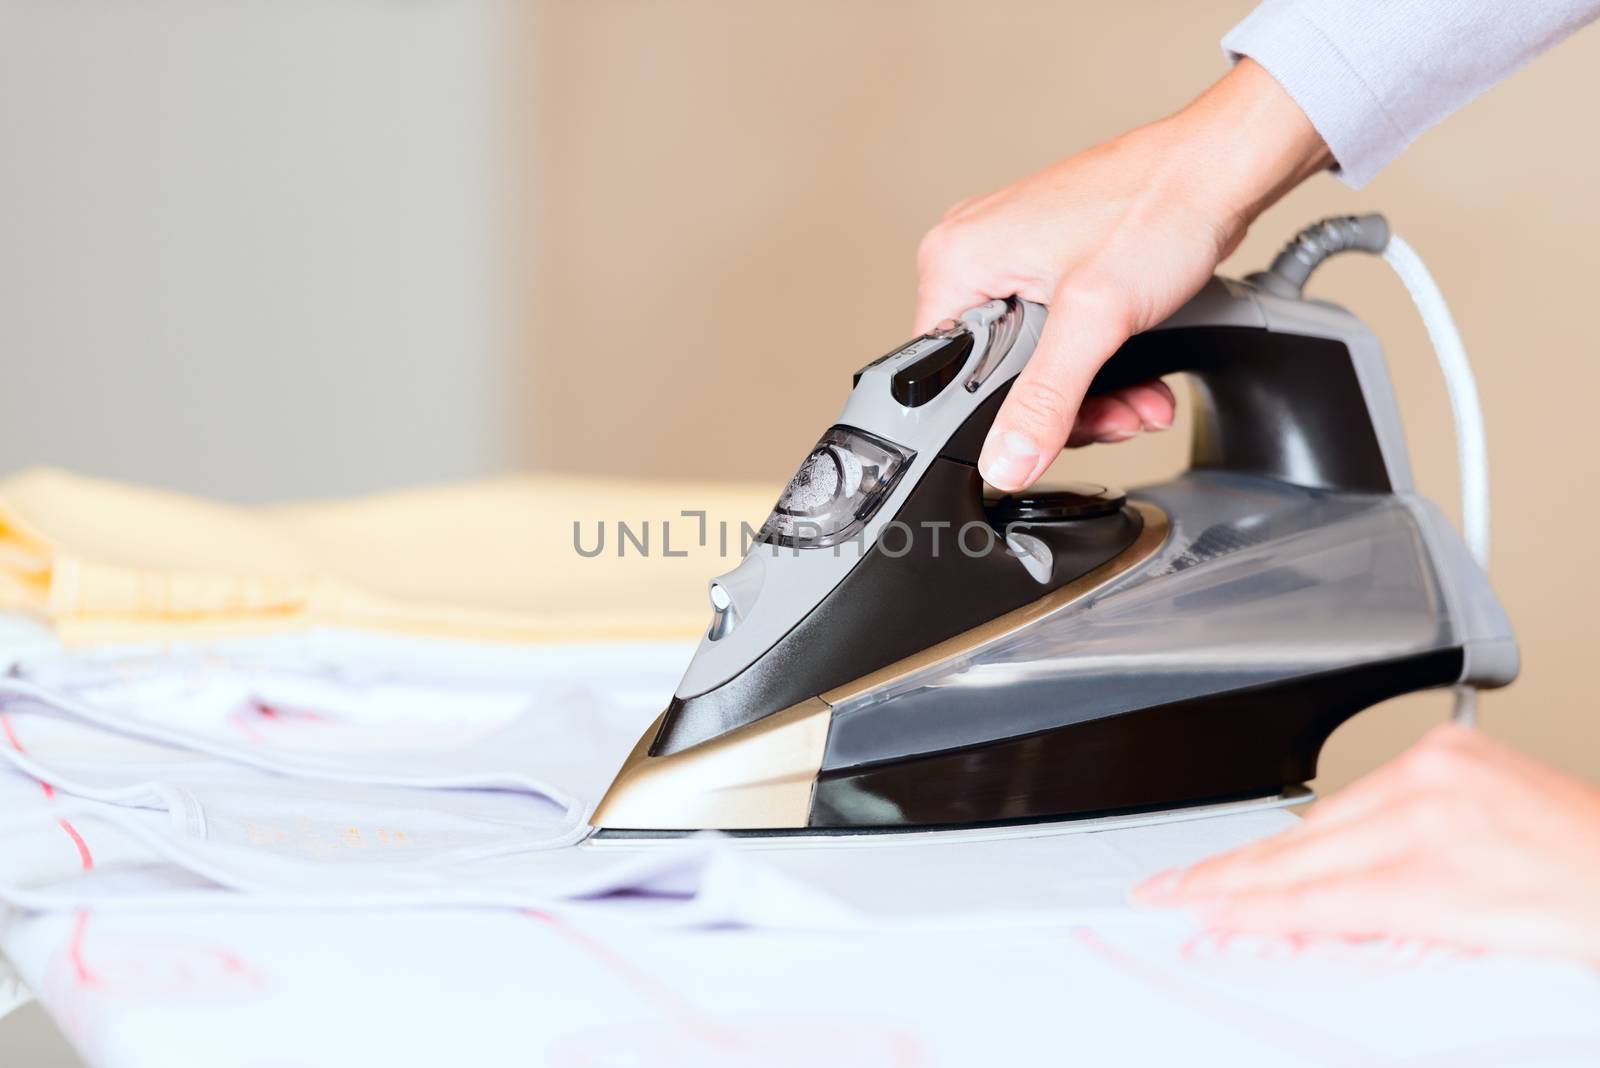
1225;0;1600;187
1148;57;1334;234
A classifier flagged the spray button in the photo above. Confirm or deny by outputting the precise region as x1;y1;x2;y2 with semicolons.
704;554;766;641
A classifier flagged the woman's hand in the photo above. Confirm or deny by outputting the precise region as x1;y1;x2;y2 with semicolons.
914;58;1330;491
1135;724;1600;963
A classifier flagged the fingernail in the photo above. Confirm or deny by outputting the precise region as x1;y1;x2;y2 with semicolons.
1132;868;1184;903
1145;411;1172;431
1105;428;1140;442
979;429;1040;491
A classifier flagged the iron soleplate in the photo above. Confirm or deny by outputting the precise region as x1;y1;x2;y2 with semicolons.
583;785;1311;850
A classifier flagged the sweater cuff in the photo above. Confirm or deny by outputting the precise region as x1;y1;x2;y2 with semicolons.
1222;0;1407;188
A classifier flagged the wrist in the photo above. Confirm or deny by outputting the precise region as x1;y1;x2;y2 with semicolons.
1153;58;1332;234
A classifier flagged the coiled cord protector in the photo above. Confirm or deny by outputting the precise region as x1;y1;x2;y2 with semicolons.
1255;215;1489;726
1253;214;1393;298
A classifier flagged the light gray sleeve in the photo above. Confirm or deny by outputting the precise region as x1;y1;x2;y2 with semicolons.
1223;0;1600;187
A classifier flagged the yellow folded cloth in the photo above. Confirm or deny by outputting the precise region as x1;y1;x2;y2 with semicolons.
0;467;777;645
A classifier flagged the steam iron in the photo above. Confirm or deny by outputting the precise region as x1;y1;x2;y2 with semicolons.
591;215;1518;837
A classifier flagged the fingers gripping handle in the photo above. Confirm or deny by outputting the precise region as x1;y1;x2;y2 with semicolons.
943;238;1411;496
1078;277;1408;494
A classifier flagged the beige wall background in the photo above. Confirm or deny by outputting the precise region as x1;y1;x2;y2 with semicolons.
0;0;516;503
525;1;1600;790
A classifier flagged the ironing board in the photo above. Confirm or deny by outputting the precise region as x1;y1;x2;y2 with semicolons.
1;623;1597;1067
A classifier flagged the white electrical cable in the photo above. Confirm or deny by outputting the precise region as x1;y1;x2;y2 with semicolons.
1382;234;1491;568
1380;233;1490;726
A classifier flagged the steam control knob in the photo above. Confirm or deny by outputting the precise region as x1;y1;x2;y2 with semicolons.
890;332;975;407
985;482;1126;525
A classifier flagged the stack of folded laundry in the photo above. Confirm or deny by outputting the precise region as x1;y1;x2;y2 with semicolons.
0;466;775;644
0;467;820;921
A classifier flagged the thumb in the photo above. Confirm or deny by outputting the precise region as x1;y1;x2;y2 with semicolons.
978;275;1135;492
